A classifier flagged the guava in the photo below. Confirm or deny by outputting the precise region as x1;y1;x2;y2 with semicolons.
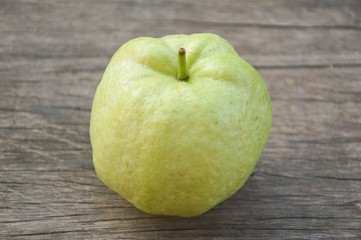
90;33;272;217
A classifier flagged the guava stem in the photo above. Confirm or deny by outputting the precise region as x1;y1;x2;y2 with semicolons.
177;48;188;81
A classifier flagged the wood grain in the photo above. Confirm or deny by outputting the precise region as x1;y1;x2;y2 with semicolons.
1;0;361;239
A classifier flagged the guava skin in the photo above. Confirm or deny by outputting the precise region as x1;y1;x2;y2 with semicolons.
90;33;272;217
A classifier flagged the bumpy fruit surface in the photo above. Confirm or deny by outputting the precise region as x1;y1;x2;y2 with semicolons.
90;33;272;217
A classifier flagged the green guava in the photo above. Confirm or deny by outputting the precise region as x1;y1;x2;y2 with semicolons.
90;33;272;217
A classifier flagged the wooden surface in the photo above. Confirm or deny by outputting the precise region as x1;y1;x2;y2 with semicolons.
1;0;361;239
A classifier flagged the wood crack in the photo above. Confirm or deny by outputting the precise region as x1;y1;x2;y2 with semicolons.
254;63;361;69
174;19;361;31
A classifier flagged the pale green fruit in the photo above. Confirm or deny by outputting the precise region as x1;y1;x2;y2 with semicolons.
90;33;272;217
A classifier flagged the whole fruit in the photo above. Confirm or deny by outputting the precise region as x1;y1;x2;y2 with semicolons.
90;33;272;217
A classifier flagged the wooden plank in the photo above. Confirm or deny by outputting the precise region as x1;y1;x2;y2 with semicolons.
1;0;361;239
1;65;361;238
1;0;360;29
0;0;360;63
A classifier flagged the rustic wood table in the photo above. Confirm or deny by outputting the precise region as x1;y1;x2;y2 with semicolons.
1;0;361;239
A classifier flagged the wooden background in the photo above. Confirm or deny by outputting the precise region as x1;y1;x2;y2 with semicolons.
1;0;361;239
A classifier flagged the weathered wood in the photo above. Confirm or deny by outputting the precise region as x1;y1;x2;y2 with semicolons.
1;0;361;239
